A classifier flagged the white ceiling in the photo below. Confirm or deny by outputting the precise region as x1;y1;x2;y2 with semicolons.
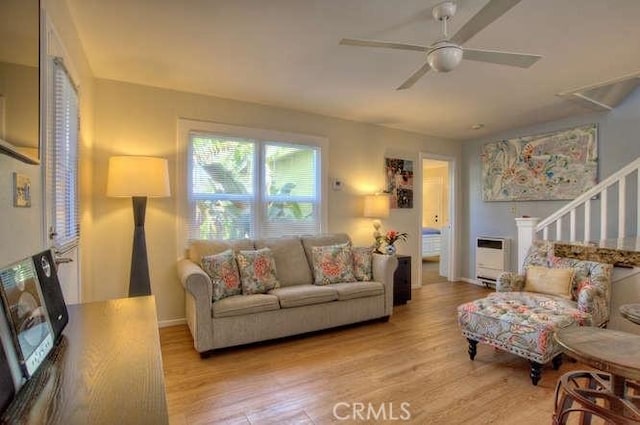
64;0;640;141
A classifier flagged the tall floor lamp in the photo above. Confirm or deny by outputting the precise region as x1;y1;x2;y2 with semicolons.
107;156;171;297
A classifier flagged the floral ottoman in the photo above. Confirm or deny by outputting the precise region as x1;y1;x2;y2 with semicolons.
457;292;591;385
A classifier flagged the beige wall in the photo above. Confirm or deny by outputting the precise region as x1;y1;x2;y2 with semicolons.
90;79;460;322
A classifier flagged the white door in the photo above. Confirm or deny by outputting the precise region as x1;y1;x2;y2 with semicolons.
421;156;454;283
43;20;81;304
47;240;80;305
439;225;449;278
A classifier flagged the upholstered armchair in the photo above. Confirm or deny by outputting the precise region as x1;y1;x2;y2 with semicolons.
497;240;613;327
458;240;613;385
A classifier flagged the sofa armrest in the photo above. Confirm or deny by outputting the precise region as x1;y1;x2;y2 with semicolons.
576;262;612;327
577;284;609;326
178;259;211;293
372;253;398;316
177;259;214;352
496;272;525;292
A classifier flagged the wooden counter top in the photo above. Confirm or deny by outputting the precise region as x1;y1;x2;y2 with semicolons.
1;296;169;425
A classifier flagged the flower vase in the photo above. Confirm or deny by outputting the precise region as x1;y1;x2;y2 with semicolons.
384;244;397;255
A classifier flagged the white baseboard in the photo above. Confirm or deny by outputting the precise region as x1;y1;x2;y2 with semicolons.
158;318;187;328
460;277;484;287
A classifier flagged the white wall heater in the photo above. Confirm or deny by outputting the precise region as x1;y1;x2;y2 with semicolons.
476;237;510;287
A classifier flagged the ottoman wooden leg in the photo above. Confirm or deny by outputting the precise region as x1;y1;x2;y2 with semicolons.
552;354;563;371
530;361;543;385
467;339;478;360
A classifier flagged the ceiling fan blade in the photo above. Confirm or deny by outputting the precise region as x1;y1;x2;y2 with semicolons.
396;62;431;90
463;48;541;68
339;38;429;52
451;0;522;46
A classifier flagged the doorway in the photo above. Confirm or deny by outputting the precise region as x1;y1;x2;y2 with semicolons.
420;156;453;285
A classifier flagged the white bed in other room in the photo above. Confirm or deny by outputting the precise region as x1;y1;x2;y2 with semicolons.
422;227;441;258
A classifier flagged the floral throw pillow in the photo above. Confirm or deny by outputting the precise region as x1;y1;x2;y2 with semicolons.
201;249;242;301
352;246;373;281
236;248;280;295
311;242;356;285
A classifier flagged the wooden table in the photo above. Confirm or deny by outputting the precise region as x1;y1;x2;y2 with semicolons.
1;296;169;425
621;304;640;326
553;327;640;424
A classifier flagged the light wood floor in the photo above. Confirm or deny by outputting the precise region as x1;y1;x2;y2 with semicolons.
160;282;592;424
422;259;445;285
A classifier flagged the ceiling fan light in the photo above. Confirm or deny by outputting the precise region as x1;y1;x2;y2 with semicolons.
427;45;463;72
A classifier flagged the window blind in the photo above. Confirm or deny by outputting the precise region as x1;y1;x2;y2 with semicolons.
188;132;321;240
261;142;320;238
48;58;79;253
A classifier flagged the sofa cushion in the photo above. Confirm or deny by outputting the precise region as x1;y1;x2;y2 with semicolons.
524;265;574;300
255;236;313;287
310;242;356;285
236;248;280;294
301;233;351;266
189;239;255;265
201;249;242;301
269;285;338;308
212;294;280;318
331;281;384;301
352;247;373;281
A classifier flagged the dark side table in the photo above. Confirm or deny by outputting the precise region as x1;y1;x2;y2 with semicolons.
393;255;412;305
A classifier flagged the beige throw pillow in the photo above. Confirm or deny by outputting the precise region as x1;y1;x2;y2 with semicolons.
524;265;575;299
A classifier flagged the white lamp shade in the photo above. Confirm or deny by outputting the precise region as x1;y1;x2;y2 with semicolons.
363;194;390;218
107;156;171;198
427;43;463;72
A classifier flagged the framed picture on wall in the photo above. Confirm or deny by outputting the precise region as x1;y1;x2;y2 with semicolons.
481;124;598;201
13;173;31;208
385;157;413;208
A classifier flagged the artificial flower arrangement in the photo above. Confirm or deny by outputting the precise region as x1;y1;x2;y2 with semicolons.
374;229;408;255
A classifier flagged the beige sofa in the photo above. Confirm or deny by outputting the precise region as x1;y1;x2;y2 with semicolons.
176;233;398;354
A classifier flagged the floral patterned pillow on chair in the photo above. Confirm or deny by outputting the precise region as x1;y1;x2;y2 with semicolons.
352;246;373;281
201;249;242;301
236;248;280;294
311;242;356;285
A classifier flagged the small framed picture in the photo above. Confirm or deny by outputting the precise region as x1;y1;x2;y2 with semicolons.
13;173;31;208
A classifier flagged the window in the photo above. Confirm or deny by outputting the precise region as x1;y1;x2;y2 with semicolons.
185;125;324;240
46;58;79;252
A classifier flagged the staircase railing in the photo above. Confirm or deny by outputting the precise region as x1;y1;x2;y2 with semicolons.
516;157;640;271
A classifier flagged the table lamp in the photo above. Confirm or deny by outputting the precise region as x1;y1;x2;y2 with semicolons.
363;193;390;252
107;156;171;297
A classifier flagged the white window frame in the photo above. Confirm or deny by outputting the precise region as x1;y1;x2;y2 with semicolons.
176;119;329;258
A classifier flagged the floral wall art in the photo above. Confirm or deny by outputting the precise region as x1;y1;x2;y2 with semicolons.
481;124;598;201
385;158;413;208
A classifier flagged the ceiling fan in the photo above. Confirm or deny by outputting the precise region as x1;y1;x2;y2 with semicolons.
339;0;542;90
